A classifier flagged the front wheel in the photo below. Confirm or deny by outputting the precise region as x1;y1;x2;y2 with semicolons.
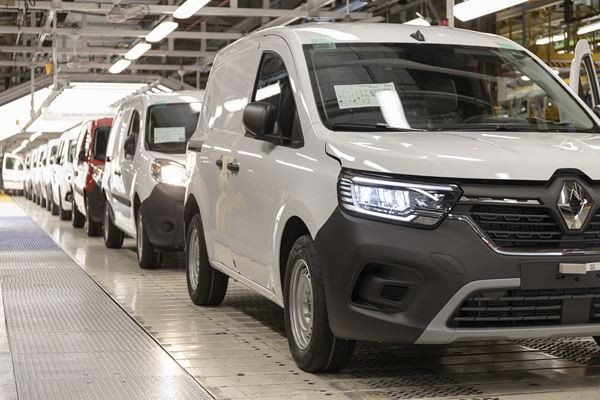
103;202;124;249
85;199;102;236
186;214;228;306
72;198;85;228
51;196;59;216
284;235;355;373
136;206;161;269
58;193;71;221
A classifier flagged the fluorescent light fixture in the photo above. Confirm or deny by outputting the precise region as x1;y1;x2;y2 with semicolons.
157;85;173;93
146;21;179;43
521;75;531;81
578;21;600;36
125;42;152;60
109;59;131;74
173;0;211;19
454;0;528;22
536;33;566;45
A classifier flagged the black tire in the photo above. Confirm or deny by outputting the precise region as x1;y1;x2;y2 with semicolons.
103;202;124;249
283;235;355;373
40;195;46;208
72;199;85;228
85;198;102;236
45;193;51;211
185;214;229;306
51;196;59;215
58;193;71;221
136;206;161;269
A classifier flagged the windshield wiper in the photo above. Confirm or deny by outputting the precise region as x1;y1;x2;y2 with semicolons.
330;122;425;132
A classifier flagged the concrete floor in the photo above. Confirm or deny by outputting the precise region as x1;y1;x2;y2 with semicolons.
6;194;600;399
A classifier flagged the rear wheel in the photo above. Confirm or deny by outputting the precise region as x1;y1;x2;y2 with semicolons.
186;214;229;306
72;198;85;228
283;235;355;372
136;206;161;269
45;194;51;211
58;192;71;221
40;196;46;208
85;198;102;236
51;196;59;216
103;202;124;249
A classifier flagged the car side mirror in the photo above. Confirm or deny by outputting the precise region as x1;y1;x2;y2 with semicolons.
243;101;276;139
124;135;136;157
78;149;86;163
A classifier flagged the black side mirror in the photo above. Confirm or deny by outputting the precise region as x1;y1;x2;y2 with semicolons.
78;149;86;163
243;101;276;138
124;135;136;157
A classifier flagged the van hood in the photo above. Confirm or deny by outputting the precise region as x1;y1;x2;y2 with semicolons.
325;130;600;181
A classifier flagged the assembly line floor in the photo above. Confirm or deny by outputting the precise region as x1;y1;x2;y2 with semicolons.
5;196;600;399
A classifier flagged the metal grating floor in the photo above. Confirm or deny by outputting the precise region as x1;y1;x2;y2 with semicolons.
0;214;213;400
12;196;600;399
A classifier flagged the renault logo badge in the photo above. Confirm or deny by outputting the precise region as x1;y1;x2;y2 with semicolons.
557;181;593;230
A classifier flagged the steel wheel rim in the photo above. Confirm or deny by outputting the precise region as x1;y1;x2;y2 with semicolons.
188;228;200;290
289;259;313;351
136;214;143;258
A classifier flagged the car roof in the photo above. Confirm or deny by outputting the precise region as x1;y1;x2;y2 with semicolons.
122;90;205;108
229;22;524;51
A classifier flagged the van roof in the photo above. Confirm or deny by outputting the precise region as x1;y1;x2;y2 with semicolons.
123;90;204;108
243;23;523;50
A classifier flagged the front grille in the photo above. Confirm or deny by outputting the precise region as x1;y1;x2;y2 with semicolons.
449;288;600;328
466;204;600;250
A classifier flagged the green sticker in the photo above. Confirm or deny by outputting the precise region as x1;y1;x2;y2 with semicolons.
311;37;336;50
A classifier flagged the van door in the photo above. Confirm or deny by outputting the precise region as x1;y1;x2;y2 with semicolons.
115;108;140;234
227;38;304;290
104;108;133;233
195;45;260;270
569;39;600;109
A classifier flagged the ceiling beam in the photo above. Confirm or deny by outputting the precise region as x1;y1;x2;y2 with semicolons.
0;60;204;72
0;45;217;59
1;1;371;19
0;25;242;40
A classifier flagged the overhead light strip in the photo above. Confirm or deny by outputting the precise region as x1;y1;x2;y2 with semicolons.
454;0;528;22
146;21;179;43
173;0;211;19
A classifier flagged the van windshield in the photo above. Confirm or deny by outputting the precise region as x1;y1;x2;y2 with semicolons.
303;43;596;133
146;102;202;153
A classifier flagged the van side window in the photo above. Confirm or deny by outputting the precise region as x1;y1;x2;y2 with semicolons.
252;52;303;147
129;110;140;143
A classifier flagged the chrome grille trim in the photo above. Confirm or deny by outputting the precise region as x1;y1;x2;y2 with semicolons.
459;196;541;205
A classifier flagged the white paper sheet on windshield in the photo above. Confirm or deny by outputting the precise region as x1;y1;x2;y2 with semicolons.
334;83;396;109
154;127;186;144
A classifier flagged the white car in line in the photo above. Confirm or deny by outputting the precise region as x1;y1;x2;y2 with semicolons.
32;144;47;207
2;153;25;195
52;127;80;220
183;23;600;372
102;91;203;268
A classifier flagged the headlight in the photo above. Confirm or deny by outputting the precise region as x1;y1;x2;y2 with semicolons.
338;171;461;227
150;159;186;187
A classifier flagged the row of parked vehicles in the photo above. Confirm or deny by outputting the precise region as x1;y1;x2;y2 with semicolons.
7;23;600;373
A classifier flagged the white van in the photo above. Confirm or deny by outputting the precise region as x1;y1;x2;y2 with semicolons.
102;91;203;268
52;128;80;220
23;152;32;199
32;144;47;207
2;153;24;195
28;149;38;202
42;139;60;212
184;24;600;372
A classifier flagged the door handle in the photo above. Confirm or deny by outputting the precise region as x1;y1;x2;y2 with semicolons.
226;162;240;173
114;171;121;177
215;158;223;169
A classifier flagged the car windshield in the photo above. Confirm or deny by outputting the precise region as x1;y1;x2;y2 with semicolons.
303;42;596;133
146;102;202;154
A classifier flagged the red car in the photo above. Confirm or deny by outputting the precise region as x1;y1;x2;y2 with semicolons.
72;118;113;236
